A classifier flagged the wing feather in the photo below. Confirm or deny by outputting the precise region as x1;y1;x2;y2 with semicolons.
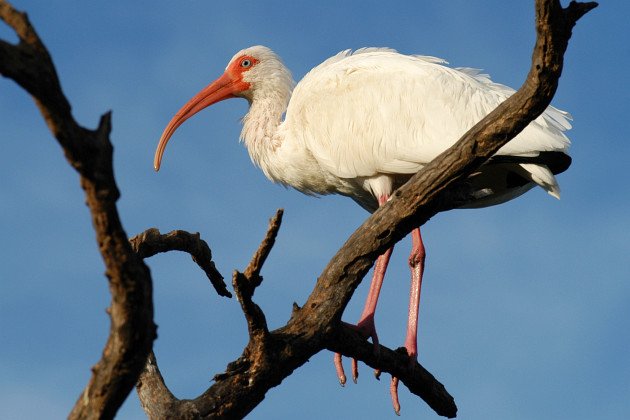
284;49;571;180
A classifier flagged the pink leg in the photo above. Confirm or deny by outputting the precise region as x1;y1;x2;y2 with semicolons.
334;195;393;385
334;247;393;385
391;227;426;415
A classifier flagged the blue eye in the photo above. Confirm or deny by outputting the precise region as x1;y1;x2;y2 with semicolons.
241;59;252;68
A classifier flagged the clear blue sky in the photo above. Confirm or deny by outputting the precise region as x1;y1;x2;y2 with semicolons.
1;1;628;419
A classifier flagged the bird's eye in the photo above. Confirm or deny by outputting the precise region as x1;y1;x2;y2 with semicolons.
241;59;252;68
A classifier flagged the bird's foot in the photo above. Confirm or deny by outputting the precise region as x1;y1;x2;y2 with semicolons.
334;317;380;385
390;347;417;416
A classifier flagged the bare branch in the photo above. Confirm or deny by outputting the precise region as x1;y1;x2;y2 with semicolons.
130;228;231;298
233;271;270;339
135;352;187;419
233;210;284;339
327;325;456;418
244;209;284;286
1;1;155;419
137;211;287;418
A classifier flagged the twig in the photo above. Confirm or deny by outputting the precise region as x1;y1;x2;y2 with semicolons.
233;209;284;338
130;228;231;298
244;209;284;287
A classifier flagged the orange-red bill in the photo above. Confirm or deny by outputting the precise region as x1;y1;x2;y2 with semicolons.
153;72;245;171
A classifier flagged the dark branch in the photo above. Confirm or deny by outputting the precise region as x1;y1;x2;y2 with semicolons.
130;228;231;298
327;325;456;418
1;1;155;419
137;211;288;418
243;209;284;287
233;210;284;339
233;269;270;339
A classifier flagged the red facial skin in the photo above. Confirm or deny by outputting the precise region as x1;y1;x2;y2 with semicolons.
154;55;259;171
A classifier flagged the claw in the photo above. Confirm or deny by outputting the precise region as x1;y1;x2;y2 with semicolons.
389;348;418;415
334;353;346;386
391;376;401;415
386;227;425;415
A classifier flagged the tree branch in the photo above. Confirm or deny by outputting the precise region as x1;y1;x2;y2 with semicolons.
130;228;231;298
327;325;455;417
243;209;284;286
233;209;284;338
1;2;156;419
128;228;235;418
135;211;285;417
135;352;180;419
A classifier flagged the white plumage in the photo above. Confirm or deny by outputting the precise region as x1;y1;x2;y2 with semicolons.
153;45;572;414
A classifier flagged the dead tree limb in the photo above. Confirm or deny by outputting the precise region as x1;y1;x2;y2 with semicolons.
129;228;233;418
234;209;284;338
130;228;231;298
0;2;156;419
327;324;454;417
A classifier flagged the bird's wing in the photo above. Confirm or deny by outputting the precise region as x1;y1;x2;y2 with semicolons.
284;49;571;180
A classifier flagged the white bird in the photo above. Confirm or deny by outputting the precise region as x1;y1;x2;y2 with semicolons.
153;45;571;414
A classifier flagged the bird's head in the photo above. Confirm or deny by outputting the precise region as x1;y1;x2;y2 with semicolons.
153;45;292;171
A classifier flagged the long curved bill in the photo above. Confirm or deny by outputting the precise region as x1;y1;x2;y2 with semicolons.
153;72;240;171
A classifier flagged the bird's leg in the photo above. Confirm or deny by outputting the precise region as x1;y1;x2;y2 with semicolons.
356;245;394;341
404;227;425;360
334;245;394;385
391;227;426;415
334;195;393;385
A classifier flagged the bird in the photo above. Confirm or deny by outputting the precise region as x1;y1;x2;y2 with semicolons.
153;45;571;414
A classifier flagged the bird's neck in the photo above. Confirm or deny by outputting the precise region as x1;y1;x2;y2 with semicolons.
241;83;292;179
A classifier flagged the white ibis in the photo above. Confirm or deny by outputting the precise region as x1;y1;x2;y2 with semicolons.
153;46;571;414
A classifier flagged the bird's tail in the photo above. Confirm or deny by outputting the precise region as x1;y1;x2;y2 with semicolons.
518;163;561;199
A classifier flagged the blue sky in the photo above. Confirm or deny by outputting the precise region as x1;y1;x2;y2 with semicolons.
1;1;628;419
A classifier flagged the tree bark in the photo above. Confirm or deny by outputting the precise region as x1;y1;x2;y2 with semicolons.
1;3;156;419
